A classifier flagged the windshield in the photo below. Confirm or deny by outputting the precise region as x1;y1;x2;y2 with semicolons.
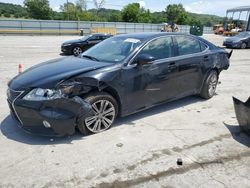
81;35;91;41
81;37;142;63
237;32;250;37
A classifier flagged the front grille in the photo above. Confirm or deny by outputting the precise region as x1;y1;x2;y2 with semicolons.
7;88;23;102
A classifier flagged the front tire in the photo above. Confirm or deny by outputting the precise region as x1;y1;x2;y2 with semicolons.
77;92;118;135
72;46;83;56
200;70;218;99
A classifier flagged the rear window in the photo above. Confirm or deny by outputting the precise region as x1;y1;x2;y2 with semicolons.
176;36;201;56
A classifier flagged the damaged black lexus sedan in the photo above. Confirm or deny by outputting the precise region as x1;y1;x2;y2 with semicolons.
7;33;231;136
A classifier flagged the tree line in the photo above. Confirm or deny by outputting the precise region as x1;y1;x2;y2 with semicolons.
0;1;223;26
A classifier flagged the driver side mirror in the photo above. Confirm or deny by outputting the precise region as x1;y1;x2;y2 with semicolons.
133;54;155;66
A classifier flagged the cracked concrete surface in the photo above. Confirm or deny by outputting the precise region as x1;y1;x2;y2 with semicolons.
0;34;250;188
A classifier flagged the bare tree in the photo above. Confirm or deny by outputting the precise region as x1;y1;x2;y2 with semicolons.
93;0;105;10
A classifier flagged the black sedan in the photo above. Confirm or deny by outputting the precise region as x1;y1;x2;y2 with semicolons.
223;32;250;49
61;33;112;56
7;33;231;136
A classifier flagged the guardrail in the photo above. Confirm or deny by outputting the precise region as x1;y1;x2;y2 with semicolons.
0;19;213;35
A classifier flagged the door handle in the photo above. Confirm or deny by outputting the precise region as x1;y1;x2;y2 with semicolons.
168;62;176;69
204;56;209;61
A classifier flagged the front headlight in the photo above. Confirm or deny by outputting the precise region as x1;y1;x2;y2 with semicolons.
63;43;71;47
23;88;64;101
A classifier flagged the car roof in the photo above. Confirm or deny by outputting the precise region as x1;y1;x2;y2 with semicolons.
114;32;192;40
112;32;217;49
91;33;113;36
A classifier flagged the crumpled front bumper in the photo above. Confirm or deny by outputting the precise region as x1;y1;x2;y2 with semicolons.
8;96;94;136
233;97;250;134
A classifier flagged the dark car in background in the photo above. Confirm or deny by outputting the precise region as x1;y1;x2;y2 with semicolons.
223;32;250;49
8;33;231;136
61;33;112;56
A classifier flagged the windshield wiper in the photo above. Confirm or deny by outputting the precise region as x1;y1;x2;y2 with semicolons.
82;55;99;61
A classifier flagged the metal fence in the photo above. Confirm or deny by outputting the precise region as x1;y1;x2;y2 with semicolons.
0;19;213;35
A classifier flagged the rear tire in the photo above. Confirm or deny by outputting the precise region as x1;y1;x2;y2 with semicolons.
77;92;118;135
200;70;218;99
241;42;247;49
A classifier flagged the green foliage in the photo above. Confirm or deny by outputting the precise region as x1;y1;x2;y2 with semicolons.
24;0;52;19
138;8;152;23
121;3;140;22
88;8;122;22
121;3;152;23
165;4;188;24
108;12;122;22
3;12;11;18
0;2;224;26
187;12;223;26
0;2;27;18
151;12;166;23
60;2;78;20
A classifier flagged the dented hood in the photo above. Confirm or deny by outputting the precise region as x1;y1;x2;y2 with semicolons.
9;56;112;90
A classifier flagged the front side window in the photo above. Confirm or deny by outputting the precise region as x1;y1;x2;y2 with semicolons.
176;36;201;56
139;36;173;60
89;35;101;41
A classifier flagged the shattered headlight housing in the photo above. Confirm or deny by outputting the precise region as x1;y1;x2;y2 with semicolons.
23;88;64;101
23;82;91;101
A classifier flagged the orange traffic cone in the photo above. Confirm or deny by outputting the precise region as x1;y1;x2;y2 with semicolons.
18;64;22;74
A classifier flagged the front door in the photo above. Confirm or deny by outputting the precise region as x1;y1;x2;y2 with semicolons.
122;36;179;114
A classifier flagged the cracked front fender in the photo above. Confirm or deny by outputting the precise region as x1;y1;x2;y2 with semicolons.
233;97;250;134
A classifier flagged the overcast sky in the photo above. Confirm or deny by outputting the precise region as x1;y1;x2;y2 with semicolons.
1;0;250;17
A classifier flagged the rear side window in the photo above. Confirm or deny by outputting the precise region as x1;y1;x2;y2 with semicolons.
100;36;109;40
139;36;173;60
175;36;201;56
200;42;208;51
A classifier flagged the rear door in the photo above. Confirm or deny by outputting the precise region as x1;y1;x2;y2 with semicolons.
172;35;206;95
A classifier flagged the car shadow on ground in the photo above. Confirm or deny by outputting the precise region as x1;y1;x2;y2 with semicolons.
0;115;85;145
1;95;204;145
59;53;70;56
224;123;250;148
114;95;203;127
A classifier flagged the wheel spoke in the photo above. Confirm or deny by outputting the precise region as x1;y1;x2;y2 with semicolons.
103;100;109;112
85;116;97;126
102;119;110;128
100;100;105;113
103;107;115;116
92;103;99;113
103;117;112;125
92;120;100;132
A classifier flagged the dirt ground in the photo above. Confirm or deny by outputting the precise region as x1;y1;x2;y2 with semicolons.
0;34;250;188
